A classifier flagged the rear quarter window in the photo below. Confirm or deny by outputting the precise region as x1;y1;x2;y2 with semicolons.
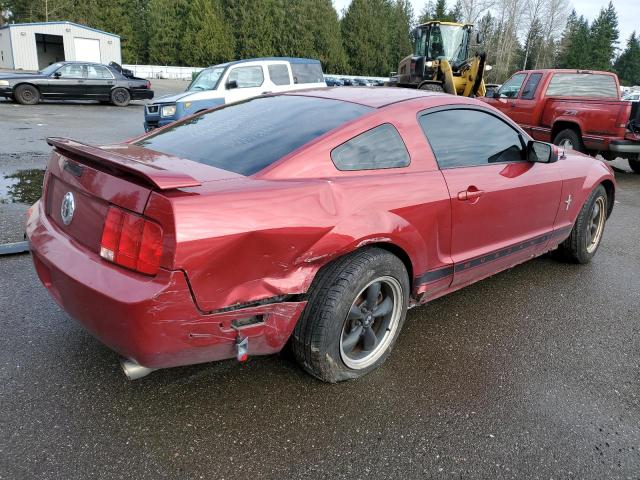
136;96;372;176
331;124;410;171
291;62;324;84
546;73;618;98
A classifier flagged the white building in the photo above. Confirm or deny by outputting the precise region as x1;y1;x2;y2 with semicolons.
0;21;121;71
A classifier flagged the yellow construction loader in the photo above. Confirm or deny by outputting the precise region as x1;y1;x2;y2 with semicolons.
390;21;488;97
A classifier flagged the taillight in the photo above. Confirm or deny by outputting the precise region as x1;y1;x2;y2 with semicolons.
100;206;163;275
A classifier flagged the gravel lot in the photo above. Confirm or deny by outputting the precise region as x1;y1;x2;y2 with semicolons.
0;83;639;479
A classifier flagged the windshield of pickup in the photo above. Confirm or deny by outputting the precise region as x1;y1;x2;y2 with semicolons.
546;73;619;99
188;66;226;91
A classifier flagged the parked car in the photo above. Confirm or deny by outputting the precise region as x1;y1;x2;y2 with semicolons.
27;88;615;382
0;61;153;106
144;57;326;131
340;77;354;86
481;69;640;173
352;78;373;86
622;91;640;102
325;76;343;87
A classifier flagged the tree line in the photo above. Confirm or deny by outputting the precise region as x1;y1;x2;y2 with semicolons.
1;0;638;85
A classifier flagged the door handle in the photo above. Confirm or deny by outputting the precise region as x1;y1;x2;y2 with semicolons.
261;91;272;95
457;187;484;201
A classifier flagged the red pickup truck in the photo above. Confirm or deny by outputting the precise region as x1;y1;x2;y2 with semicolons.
481;69;640;173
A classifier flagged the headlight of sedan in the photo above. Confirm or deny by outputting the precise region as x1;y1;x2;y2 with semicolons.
161;105;177;117
0;80;9;86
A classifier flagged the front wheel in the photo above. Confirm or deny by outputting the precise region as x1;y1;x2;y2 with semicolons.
556;185;608;264
110;88;130;107
14;84;40;105
419;82;445;93
291;248;409;382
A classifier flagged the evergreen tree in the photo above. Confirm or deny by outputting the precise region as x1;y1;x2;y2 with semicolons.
556;11;590;69
341;0;394;75
147;0;189;65
588;1;618;71
223;0;283;59
614;32;640;86
419;0;460;23
388;0;414;69
180;0;234;67
301;0;348;73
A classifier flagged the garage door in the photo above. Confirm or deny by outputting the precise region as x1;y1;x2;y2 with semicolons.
73;38;101;62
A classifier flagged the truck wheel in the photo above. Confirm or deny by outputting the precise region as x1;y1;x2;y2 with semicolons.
419;83;445;93
629;157;640;174
14;84;40;105
555;185;608;264
291;248;409;383
553;129;585;153
110;88;130;107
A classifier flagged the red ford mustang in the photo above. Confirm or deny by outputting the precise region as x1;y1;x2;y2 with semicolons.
26;88;615;382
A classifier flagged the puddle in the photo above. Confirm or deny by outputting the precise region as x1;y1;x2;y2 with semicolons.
0;168;45;205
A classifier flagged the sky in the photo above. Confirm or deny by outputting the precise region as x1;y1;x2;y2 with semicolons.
332;0;639;47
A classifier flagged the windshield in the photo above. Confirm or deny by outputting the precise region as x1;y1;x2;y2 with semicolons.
417;25;468;63
39;63;63;76
137;96;372;176
188;66;226;91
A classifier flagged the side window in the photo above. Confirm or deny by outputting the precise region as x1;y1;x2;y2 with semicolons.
521;73;542;100
498;73;527;99
227;66;264;88
57;64;85;78
331;124;410;171
291;62;324;84
419;109;524;168
268;64;291;86
86;65;113;79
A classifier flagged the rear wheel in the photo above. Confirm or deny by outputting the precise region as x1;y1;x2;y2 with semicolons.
553;129;585;153
110;88;130;107
419;82;445;93
555;185;608;264
291;248;409;383
629;156;640;174
14;84;40;105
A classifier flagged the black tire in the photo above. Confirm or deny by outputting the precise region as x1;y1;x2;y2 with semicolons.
629;156;640;174
14;84;39;105
419;82;445;93
110;88;131;107
553;128;585;153
291;247;409;383
555;185;608;264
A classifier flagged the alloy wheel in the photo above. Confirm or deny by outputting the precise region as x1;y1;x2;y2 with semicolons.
339;276;403;370
586;196;606;253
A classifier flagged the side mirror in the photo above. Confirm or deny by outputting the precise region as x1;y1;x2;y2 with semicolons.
52;71;61;78
493;90;500;99
527;140;558;163
226;80;238;90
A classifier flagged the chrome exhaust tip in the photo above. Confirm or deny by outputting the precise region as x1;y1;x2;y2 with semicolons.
120;358;156;380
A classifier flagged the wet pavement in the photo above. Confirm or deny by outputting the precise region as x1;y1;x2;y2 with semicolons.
0;87;639;479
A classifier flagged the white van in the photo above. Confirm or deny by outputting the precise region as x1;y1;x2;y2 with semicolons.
144;57;327;131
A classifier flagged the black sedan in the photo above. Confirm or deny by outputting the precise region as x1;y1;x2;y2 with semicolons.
0;61;153;106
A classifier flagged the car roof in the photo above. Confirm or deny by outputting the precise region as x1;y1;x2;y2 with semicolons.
210;57;321;68
283;86;444;108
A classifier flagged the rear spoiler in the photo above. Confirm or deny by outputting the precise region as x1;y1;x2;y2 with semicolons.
46;137;201;190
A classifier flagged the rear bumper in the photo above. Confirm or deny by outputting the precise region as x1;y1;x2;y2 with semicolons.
26;200;306;369
131;89;154;101
609;139;640;153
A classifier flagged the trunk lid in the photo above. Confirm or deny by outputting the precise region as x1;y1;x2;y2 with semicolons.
43;137;241;255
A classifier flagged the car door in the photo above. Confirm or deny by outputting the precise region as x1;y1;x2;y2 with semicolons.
508;72;544;135
223;65;268;104
85;64;115;100
418;106;563;289
49;63;87;98
483;72;528;117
